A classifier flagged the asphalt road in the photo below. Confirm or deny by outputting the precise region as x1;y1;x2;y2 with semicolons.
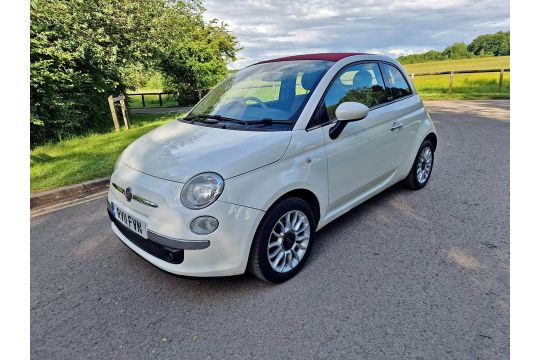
31;100;509;359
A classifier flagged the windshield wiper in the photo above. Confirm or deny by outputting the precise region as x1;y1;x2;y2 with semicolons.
245;118;293;126
183;114;248;125
182;115;292;127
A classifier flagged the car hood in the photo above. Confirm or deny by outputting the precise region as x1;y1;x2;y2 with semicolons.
119;120;292;183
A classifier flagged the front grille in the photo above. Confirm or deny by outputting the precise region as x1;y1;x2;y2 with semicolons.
108;207;184;264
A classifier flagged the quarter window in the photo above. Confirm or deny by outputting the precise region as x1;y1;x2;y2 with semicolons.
323;63;387;121
380;63;412;100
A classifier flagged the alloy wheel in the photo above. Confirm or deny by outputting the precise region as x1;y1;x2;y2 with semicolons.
416;146;433;184
267;210;310;273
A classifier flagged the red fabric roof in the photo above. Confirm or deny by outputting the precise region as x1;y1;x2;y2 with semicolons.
254;52;371;64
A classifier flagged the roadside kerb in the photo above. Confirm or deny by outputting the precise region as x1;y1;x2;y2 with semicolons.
31;177;110;210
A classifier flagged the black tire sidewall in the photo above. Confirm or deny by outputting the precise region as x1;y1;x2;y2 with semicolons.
409;140;434;189
250;197;316;283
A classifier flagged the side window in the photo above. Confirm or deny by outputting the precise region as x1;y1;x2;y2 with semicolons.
380;63;412;100
323;63;387;121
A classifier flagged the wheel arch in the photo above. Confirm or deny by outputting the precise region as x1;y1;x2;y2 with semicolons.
268;188;321;226
425;132;438;151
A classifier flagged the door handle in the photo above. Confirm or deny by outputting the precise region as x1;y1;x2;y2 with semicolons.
390;122;403;131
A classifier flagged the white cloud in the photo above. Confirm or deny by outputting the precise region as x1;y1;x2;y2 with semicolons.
204;0;510;69
473;18;510;28
388;48;417;57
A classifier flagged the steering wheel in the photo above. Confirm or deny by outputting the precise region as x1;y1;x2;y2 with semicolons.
244;96;268;108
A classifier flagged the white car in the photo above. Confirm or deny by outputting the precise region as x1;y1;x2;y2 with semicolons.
108;53;437;283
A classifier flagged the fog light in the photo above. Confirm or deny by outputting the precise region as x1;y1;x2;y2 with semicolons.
190;216;219;235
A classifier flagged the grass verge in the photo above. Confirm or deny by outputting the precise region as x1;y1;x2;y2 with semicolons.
404;56;510;100
30;112;184;192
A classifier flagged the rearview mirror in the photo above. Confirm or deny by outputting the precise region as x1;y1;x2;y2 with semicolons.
335;102;369;121
329;102;369;139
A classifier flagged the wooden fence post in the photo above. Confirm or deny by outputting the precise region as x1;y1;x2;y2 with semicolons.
411;73;415;80
197;89;202;100
141;94;146;107
498;69;505;93
119;95;130;129
159;93;163;107
108;95;120;132
449;71;454;95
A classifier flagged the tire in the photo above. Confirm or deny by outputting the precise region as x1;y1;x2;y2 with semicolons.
248;197;316;283
403;139;435;190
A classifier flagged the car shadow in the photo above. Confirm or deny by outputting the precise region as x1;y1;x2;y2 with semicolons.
157;182;408;291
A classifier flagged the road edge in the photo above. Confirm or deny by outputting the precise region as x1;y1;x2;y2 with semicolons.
30;177;110;209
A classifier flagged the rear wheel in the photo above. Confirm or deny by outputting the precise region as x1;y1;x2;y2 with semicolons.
403;139;434;190
248;197;315;283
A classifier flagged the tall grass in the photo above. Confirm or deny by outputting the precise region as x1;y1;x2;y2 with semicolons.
404;56;510;99
412;72;510;100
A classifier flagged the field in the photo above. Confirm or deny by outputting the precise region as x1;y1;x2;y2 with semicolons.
403;56;510;99
30;112;185;192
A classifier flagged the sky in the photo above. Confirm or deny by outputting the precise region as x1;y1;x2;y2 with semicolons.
204;0;509;69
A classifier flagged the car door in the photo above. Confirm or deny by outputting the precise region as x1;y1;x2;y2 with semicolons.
379;62;421;165
315;62;401;212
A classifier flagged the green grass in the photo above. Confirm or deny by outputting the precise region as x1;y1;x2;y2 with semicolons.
403;56;510;100
126;89;179;108
403;56;509;73
30;112;185;192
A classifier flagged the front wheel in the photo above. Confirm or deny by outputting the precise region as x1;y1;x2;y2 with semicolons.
403;139;435;190
248;197;315;283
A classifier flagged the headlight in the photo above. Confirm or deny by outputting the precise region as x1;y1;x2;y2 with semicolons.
180;172;224;209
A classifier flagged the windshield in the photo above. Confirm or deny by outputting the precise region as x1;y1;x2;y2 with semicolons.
188;60;333;126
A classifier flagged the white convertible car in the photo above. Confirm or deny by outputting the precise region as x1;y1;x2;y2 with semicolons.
107;53;437;283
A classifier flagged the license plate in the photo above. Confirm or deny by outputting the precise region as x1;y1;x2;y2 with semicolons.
112;202;148;238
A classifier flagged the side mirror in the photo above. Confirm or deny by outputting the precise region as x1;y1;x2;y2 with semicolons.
335;102;369;121
329;102;369;139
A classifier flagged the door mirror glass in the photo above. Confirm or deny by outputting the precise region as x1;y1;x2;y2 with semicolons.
335;102;369;121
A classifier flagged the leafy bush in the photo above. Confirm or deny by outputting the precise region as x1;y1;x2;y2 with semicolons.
468;31;510;56
398;50;446;64
30;0;238;146
442;42;471;59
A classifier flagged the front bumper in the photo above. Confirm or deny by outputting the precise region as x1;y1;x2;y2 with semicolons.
107;202;209;252
108;164;265;277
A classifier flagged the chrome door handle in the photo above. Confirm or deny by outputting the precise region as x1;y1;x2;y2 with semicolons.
390;122;403;131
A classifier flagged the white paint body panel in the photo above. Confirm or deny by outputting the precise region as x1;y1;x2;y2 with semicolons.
108;54;436;276
119;120;292;182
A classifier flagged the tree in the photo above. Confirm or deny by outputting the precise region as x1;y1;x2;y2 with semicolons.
153;3;238;105
30;0;239;146
442;42;471;59
397;31;509;65
467;31;510;56
397;50;445;64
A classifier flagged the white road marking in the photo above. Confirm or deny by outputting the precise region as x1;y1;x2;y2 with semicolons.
31;191;108;218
